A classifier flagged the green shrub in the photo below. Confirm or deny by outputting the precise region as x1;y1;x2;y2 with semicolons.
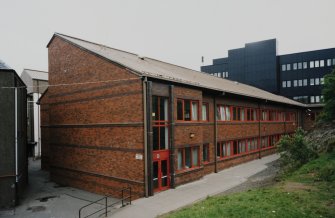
318;162;335;181
277;128;318;172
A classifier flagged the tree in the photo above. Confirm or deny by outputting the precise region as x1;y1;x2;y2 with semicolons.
319;68;335;122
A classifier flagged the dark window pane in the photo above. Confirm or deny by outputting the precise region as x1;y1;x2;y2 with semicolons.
217;142;221;157
160;98;167;121
161;160;168;187
152;96;158;121
153;127;159;150
233;141;238;155
184;100;191;121
203;144;209;162
153;162;158;189
159;126;168;150
185;147;191;168
177;100;183;120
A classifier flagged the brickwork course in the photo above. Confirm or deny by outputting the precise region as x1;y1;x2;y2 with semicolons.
39;33;308;199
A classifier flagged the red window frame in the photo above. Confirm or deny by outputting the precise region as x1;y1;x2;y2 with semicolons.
217;141;233;159
177;99;199;121
177;146;200;171
202;103;209;122
202;144;210;163
153;96;169;151
217;105;231;121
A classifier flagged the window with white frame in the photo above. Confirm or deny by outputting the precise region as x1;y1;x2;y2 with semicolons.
320;60;325;67
298;62;302;69
303;79;307;86
226;72;229;78
298;80;302;86
303;62;308;69
293;80;298;87
327;59;332;66
282;64;286;71
315;78;320;85
282;81;287;88
315;60;319;68
315;96;320;103
310;61;314;68
310;78;315;86
286;64;291;71
287;81;291;87
293;63;297;70
320;77;324;85
310;96;315;103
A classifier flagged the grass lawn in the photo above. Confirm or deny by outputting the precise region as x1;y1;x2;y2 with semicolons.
164;152;335;218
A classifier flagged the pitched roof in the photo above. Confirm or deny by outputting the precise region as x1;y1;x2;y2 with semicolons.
22;69;48;81
49;33;305;107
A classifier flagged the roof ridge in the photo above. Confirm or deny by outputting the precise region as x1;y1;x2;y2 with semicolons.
23;68;48;73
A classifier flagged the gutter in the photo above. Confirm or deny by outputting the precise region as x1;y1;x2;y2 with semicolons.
142;77;148;197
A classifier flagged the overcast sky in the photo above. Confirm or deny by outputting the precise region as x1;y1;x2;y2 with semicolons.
1;0;334;75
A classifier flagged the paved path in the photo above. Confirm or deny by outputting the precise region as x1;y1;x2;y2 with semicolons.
110;154;280;218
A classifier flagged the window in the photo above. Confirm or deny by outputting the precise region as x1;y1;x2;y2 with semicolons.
303;79;307;86
310;78;315;86
261;136;269;149
248;138;259;151
333;58;335;65
261;110;268;121
282;81;286;88
246;108;258;121
310;96;315;103
293;80;298;87
203;144;209;163
217;105;231;121
320;60;325;67
315;96;320;103
287;81;291;87
298;62;302;69
217;141;232;158
310;61;314;68
269;111;277;121
286;64;291;71
233;140;246;155
315;60;319;68
282;64;286;71
298;80;302;87
293;63;297;70
152;96;169;151
320;77;324;85
303;62;308;69
177;99;199;121
202;103;209;121
178;146;199;170
226;72;229;78
232;106;243;121
315;78;320;85
327;59;332;66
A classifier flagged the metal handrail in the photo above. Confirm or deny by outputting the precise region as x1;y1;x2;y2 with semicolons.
78;187;132;218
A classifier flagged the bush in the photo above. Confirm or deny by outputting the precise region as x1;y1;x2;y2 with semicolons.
318;162;335;181
318;68;335;122
277;128;318;172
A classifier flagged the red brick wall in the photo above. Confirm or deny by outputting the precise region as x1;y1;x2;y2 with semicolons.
172;86;299;187
41;36;145;198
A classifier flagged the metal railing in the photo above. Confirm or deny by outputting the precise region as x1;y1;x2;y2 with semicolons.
79;187;132;218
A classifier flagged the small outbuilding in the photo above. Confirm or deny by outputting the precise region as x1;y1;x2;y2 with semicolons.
0;60;27;209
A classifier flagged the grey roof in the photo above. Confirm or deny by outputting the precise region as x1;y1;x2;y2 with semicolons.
51;33;305;107
22;69;48;81
0;59;11;70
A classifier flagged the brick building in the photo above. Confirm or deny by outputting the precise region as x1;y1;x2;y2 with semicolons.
40;33;305;199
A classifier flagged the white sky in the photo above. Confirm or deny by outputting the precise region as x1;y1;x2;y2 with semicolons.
1;0;334;75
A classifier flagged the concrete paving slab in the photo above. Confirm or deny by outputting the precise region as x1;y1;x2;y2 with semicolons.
1;158;119;218
110;154;280;218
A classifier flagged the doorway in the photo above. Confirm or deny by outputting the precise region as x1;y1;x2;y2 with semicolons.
153;150;170;192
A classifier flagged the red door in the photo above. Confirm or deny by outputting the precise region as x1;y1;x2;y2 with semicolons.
153;150;170;192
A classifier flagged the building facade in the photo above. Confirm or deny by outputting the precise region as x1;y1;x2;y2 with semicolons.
40;34;304;199
201;39;335;105
0;60;27;209
21;69;48;158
